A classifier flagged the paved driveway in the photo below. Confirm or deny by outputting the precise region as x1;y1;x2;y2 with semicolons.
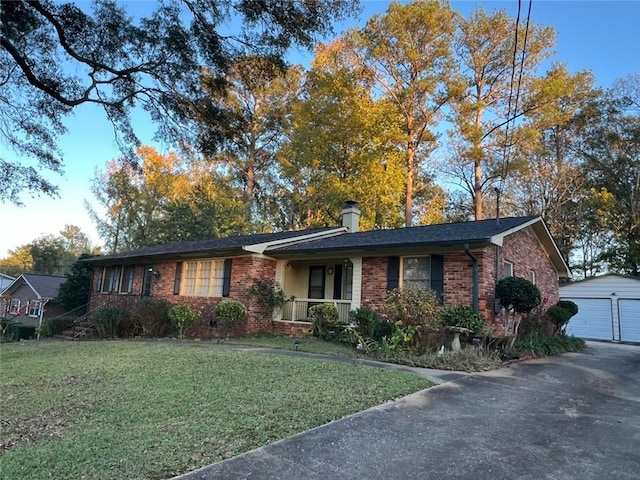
177;342;640;480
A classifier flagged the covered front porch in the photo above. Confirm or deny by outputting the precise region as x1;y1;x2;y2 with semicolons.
275;257;362;324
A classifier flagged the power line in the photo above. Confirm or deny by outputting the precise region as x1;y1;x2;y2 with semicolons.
498;0;533;194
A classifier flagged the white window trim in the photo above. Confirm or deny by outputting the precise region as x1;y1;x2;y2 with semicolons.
503;261;514;278
8;298;21;315
28;300;43;317
180;259;225;297
530;270;536;285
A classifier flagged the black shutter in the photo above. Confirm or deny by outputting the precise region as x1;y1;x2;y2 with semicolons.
387;256;400;291
333;265;343;300
431;255;444;304
173;262;182;295
222;259;232;297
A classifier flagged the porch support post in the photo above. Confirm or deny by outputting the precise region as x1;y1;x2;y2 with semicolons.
350;257;362;310
274;260;287;321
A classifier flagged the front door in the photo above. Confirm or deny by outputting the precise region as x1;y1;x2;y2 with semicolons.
308;266;326;299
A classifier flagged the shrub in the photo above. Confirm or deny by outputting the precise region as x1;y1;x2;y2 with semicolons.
556;300;579;317
131;298;173;337
168;304;201;339
381;287;440;351
513;331;585;357
440;305;486;334
496;277;541;313
309;303;340;338
215;300;247;338
38;316;76;337
546;300;579;333
91;307;130;338
246;280;290;319
349;307;378;339
496;277;541;344
371;320;396;342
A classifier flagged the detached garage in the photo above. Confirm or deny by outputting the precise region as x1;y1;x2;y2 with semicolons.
560;274;640;343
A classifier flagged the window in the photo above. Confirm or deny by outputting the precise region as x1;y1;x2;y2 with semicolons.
402;257;431;289
8;299;21;315
181;260;225;297
28;300;43;317
503;261;514;278
101;266;122;293
120;266;135;293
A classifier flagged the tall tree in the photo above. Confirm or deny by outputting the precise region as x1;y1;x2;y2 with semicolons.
29;234;66;275
279;40;407;230
347;0;457;226
1;0;358;203
449;7;555;219
509;65;599;261
575;85;640;276
198;56;303;224
0;245;34;276
87;146;186;252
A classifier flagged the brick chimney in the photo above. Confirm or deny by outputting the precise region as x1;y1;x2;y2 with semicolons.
341;200;360;233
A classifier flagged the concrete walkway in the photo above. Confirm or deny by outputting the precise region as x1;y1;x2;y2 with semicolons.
175;341;640;480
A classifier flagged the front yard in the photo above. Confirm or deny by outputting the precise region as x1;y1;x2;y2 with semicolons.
0;341;431;480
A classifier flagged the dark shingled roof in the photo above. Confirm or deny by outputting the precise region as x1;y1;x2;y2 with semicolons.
89;228;336;263
268;216;540;253
22;274;67;298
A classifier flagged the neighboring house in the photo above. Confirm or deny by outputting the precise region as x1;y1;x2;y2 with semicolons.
561;274;640;343
0;273;15;293
87;202;570;338
1;274;67;328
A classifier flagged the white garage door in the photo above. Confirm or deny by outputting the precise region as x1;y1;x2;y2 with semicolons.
619;299;640;343
564;298;613;340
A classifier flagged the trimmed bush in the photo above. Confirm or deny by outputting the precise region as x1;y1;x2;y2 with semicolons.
215;300;247;338
91;307;130;338
547;300;579;333
440;305;486;334
131;298;173;337
496;277;541;313
309;303;339;338
168;304;201;339
556;300;579;317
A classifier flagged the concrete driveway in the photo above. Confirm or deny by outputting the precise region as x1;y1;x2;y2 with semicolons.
177;342;640;480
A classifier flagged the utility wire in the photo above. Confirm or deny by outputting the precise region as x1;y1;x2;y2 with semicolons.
499;0;533;192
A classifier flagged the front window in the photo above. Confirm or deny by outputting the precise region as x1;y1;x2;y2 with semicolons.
402;257;431;289
28;300;43;317
120;266;135;293
8;298;21;315
503;261;514;278
181;260;225;297
101;266;123;293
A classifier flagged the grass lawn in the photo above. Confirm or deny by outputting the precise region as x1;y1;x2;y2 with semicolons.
0;340;432;479
225;334;365;358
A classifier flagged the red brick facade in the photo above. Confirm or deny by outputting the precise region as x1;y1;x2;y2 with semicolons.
90;227;561;337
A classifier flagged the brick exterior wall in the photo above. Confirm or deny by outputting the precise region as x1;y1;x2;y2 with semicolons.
89;256;278;338
89;227;560;338
360;257;388;311
357;227;561;335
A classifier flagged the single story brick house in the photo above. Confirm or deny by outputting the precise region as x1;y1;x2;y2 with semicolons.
87;202;570;338
1;274;67;328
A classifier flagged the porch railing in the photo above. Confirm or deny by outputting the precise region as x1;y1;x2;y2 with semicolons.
281;298;352;323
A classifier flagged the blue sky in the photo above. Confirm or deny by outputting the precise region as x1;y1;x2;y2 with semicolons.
1;0;639;257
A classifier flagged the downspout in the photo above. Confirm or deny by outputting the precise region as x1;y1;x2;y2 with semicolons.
464;244;479;314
